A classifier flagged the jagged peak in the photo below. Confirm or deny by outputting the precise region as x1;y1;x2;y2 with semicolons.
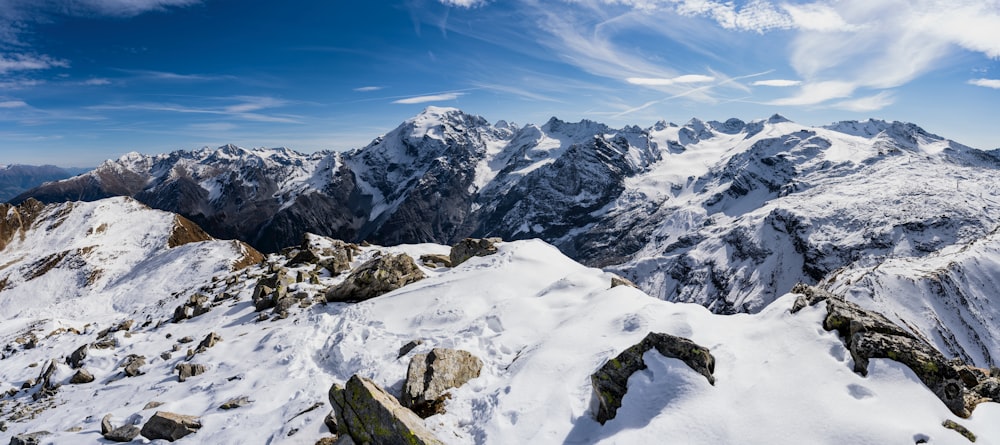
767;113;791;124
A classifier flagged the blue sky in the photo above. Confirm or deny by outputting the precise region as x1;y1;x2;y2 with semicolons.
1;0;998;167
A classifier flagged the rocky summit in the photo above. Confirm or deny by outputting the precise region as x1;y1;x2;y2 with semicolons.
2;109;1000;444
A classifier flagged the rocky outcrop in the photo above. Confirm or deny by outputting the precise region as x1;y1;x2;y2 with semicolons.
791;284;1000;418
195;332;222;353
252;269;295;312
9;431;50;445
0;199;46;253
610;275;638;289
66;344;87;369
449;238;499;267
122;355;146;377
140;411;202;442
328;375;443;445
173;293;211;322
325;254;426;303
286;234;358;275
592;332;715;424
167;215;215;248
402;348;483;418
419;254;452;268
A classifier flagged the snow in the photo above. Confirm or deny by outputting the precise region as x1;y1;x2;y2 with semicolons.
2;217;996;444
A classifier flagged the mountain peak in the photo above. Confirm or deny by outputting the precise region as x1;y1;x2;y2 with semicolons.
767;113;791;123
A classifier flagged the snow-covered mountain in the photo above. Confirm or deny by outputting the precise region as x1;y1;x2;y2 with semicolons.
14;108;1000;368
0;165;90;203
2;202;998;444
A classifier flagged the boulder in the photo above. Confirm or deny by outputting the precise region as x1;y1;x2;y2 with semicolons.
325;254;426;303
173;294;211;323
122;355;146;377
610;275;638;289
195;332;222;353
449;238;500;266
9;431;50;445
69;368;95;384
252;270;294;311
328;375;443;445
419;254;452;268
219;396;251;410
67;344;88;369
104;425;141;442
402;348;483;418
592;332;715;424
140;411;202;442
101;414;113;434
790;283;1000;418
176;363;206;382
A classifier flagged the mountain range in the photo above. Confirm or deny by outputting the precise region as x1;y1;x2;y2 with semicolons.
0;165;91;203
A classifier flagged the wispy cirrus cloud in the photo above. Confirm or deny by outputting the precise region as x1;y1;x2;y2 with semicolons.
752;79;801;87
0;100;28;108
90;95;301;123
0;54;68;74
354;86;384;92
969;79;1000;89
626;74;714;86
393;92;465;104
438;0;490;8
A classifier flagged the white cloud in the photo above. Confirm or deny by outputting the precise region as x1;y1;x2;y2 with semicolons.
751;79;801;87
626;74;715;86
83;78;111;85
769;81;855;106
353;86;383;92
0;100;28;108
58;0;201;17
832;91;895;112
0;54;69;74
438;0;489;7
393;93;465;104
969;78;1000;89
780;3;856;32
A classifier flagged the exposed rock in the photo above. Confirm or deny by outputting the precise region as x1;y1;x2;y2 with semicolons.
67;344;88;369
398;339;423;358
173;294;211;322
449;238;500;267
219;396;251;410
104;424;142;442
943;419;977;442
252;270;293;311
325;253;426;303
315;437;339;445
102;414;113;434
9;431;50;445
419;254;452;268
610;275;638;289
144;401;165;410
324;410;338;433
791;284;999;418
122;355;146;377
592;332;715;424
328;375;443;445
140;411;202;442
167;215;214;248
195;332;222;353
402;348;483;418
178;336;194;344
176;363;207;382
69;368;95;384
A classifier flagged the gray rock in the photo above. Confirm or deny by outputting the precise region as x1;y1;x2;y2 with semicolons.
791;283;995;418
102;414;113;434
328;375;443;445
122;355;146;377
69;368;95;384
449;238;500;267
397;339;423;358
325;253;426;303
592;332;715;424
219;396;251;410
610;275;638;289
9;431;49;445
139;411;202;442
176;363;206;382
104;425;141;442
67;344;88;369
195;332;221;353
402;348;483;418
419;254;452;268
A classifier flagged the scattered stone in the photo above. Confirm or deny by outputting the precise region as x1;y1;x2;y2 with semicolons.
160;351;172;360
449;238;500;267
943;419;977;442
419;254;452;268
9;431;50;445
195;332;222;353
610;275;638;289
325;253;426;303
69;368;95;384
21;379;34;389
178;336;194;344
402;348;483;418
140;411;202;442
176;363;207;382
144;401;165;410
67;344;88;369
592;332;716;424
398;339;423;358
104;425;142;442
252;269;294;311
122;355;146;377
102;414;113;434
219;396;251;410
329;375;443;445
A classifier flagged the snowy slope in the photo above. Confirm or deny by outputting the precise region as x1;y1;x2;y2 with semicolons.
1;214;998;444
